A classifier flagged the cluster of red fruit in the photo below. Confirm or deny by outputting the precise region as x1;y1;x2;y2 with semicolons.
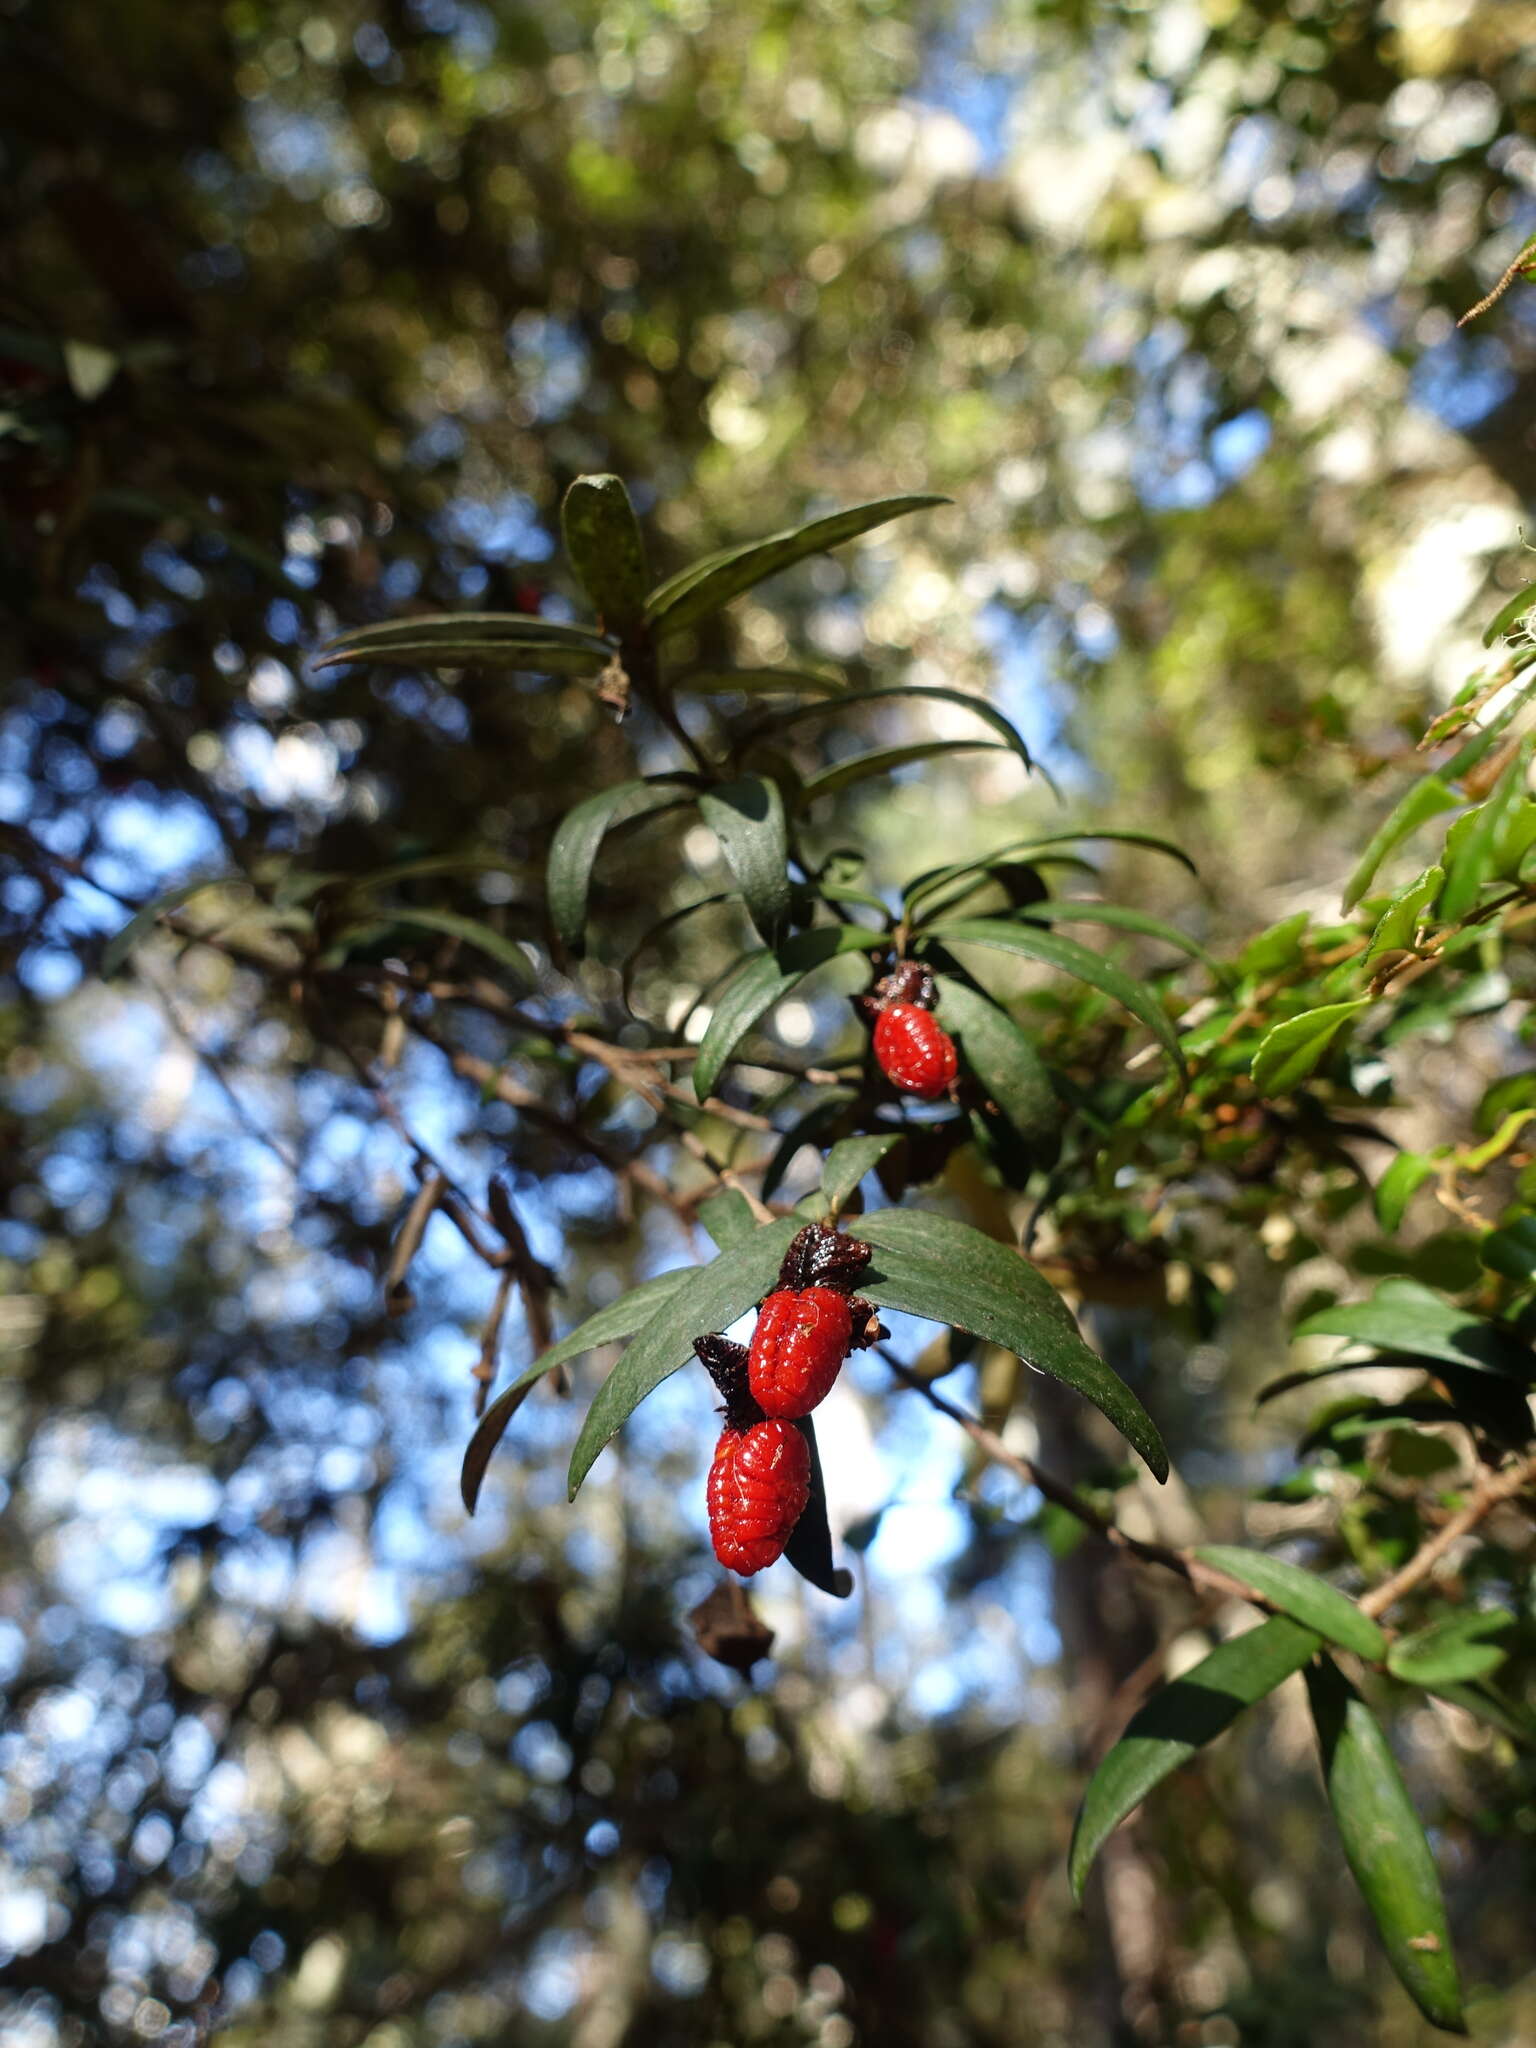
694;1225;885;1575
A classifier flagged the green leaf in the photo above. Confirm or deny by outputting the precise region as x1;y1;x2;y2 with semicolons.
368;908;536;985
1374;1152;1441;1231
855;1209;1167;1478
1439;741;1529;921
1250;1000;1370;1097
102;877;236;975
644;494;949;639
692;927;883;1100
1294;1277;1536;1382
314;612;613;672
1481;1213;1536;1282
1342;776;1462;912
678;665;847;697
568;1221;800;1497
1482;578;1536;647
1236;911;1311;980
783;1415;854;1597
932;975;1059;1144
461;1268;689;1512
820;1135;902;1216
1363;866;1444;969
697;775;793;944
1388;1610;1513;1687
904;827;1196;925
921;917;1185;1080
799;739;1012;806
1305;1657;1465;2033
697;1188;758;1251
749;684;1033;772
1018;900;1220;975
1069;1617;1320;1900
560;473;648;632
547;777;697;954
1193;1545;1387;1660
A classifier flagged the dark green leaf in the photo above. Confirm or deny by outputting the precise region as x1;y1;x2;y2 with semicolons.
1305;1657;1465;2033
820;1135;902;1216
1251;1000;1370;1097
1294;1278;1536;1382
932;975;1059;1144
560;473;648;632
102;877;236;975
799;739;1012;805
314;611;613;672
369;908;536;985
1193;1545;1387;1660
644;494;948;638
783;1415;854;1597
1440;742;1529;921
1481;1213;1536;1281
921;917;1185;1079
697;1188;758;1251
698;775;793;944
1018;900;1220;975
1069;1617;1320;1900
855;1209;1167;1478
567;1221;801;1497
750;684;1033;771
1482;578;1536;647
1388;1610;1513;1687
461;1269;688;1512
678;665;847;697
1236;911;1311;979
1342;777;1462;912
547;777;696;954
692;927;883;1100
1374;1151;1441;1231
1363;867;1444;968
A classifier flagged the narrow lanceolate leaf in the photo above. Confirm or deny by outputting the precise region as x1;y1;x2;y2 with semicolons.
1250;1000;1370;1098
370;909;536;985
692;926;884;1100
799;739;1012;806
567;1221;801;1498
855;1209;1167;1479
1294;1277;1536;1383
1069;1617;1320;1901
1193;1545;1387;1661
461;1268;689;1512
1439;740;1530;921
547;777;696;954
820;1135;902;1217
644;494;949;639
932;975;1059;1145
560;473;649;632
1387;1610;1514;1688
1374;1151;1441;1231
1483;578;1536;648
750;685;1033;772
102;877;236;975
783;1415;854;1598
314;612;613;672
922;917;1185;1080
678;665;848;698
698;775;793;944
1306;1658;1466;2033
1342;775;1461;912
1364;866;1444;969
1019;901;1220;975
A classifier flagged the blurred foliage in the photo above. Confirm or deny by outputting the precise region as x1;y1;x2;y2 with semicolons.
5;1;1536;2046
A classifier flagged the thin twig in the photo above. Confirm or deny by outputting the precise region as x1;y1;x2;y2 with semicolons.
1358;1452;1536;1619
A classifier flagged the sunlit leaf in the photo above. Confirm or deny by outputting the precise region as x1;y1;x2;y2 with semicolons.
314;611;613;672
1294;1277;1536;1382
1342;777;1461;912
561;472;648;632
697;1188;759;1251
698;775;793;944
1192;1545;1387;1660
547;776;697;954
1250;1000;1370;1097
366;908;537;985
1069;1617;1320;1900
1362;866;1443;968
644;494;949;638
1387;1610;1513;1688
819;1135;902;1216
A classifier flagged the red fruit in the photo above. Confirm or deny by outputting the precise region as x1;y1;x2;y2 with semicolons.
748;1286;853;1418
707;1419;811;1576
873;1003;958;1098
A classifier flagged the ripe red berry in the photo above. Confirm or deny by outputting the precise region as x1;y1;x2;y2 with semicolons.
748;1285;853;1418
873;1002;958;1098
707;1419;811;1576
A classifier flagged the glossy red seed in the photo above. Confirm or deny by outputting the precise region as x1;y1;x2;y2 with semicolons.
707;1419;811;1575
747;1286;853;1418
873;1002;958;1098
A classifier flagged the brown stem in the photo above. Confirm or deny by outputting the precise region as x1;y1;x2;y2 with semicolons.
1358;1451;1536;1619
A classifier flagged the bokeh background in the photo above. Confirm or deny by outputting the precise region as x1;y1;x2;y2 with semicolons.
4;1;1536;2043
